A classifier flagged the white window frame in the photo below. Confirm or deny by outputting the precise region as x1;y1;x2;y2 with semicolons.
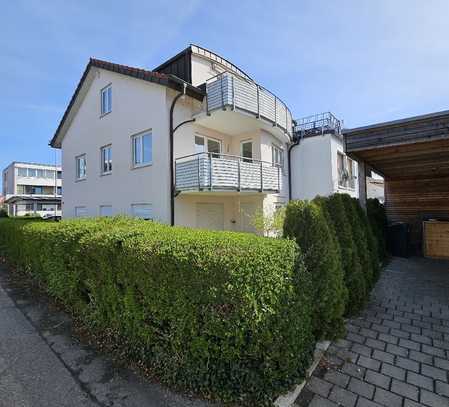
337;151;356;190
131;131;153;168
131;203;153;220
75;154;87;180
240;140;253;162
272;144;284;170
100;145;112;175
100;84;112;116
195;134;222;155
75;206;88;218
99;205;113;217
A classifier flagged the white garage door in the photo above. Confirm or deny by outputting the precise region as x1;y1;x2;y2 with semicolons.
196;203;224;230
240;202;257;233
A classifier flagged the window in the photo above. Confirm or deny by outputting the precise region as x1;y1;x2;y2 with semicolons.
37;169;45;178
337;152;356;189
45;169;55;179
25;203;34;212
32;186;43;194
28;168;37;177
76;154;87;179
57;171;62;179
57;203;62;211
101;145;112;174
18;168;28;177
272;144;284;169
57;186;62;195
241;141;253;162
101;85;112;115
75;206;88;218
132;132;152;167
195;135;221;156
131;204;152;220
99;205;113;217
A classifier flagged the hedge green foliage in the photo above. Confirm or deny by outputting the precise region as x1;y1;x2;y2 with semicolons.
340;194;374;290
352;198;380;286
314;194;367;315
0;217;314;405
367;198;388;263
283;200;347;340
0;209;8;218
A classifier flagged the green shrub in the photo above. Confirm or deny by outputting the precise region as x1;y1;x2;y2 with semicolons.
367;198;388;263
352;198;381;285
0;217;314;405
340;194;373;290
0;209;8;218
314;195;367;315
283;200;347;340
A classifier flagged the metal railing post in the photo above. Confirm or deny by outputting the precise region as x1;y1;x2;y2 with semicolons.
237;158;241;191
277;165;281;192
197;155;201;190
209;153;213;190
256;85;260;118
220;74;225;110
231;75;235;110
274;96;277;127
206;81;210;116
260;161;263;192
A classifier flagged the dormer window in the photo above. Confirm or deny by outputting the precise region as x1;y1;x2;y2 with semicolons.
101;84;112;115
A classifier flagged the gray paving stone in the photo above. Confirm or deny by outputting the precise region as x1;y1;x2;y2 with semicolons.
378;333;399;345
357;355;381;371
348;332;366;345
422;328;444;341
360;328;379;340
386;343;409;357
324;370;351;387
329;386;357;407
352;343;372;357
306;376;333;398
373;387;403;407
366;338;386;351
391;379;419;401
365;369;391;390
390;328;410;339
395;355;420;373
402;324;421;335
420;390;449;407
409;349;433;364
407;371;434;391
436;381;449;398
421;364;448;382
433;339;449;351
434;356;449;371
383;320;401;330
411;333;433;345
348;377;375;399
372;349;395;364
309;395;339;407
381;363;406;381
356;397;383;407
404;398;423;407
342;362;366;379
371;323;390;335
399;338;421;351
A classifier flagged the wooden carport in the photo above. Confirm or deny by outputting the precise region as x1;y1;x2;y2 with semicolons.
344;110;449;255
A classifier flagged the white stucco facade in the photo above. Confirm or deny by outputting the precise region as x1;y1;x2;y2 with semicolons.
290;133;358;201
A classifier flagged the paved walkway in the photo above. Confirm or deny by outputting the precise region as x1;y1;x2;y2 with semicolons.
296;257;449;407
0;262;213;407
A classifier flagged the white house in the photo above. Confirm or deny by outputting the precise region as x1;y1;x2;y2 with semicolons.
50;44;356;231
290;112;359;201
2;162;62;217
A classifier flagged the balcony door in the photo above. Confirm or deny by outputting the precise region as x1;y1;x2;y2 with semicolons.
195;135;221;156
241;140;253;162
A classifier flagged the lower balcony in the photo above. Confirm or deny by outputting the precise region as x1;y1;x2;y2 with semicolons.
175;153;281;193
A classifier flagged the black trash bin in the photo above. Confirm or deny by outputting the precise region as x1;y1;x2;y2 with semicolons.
387;222;410;257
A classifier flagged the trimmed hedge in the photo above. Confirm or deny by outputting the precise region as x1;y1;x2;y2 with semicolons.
314;194;367;315
0;217;314;405
283;200;347;340
367;198;388;263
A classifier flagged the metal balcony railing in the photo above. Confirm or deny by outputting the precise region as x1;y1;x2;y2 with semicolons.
205;72;293;136
294;112;342;137
175;152;281;193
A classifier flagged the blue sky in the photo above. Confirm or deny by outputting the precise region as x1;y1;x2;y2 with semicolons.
1;0;449;179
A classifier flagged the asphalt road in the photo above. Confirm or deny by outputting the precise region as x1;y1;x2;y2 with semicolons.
0;263;214;407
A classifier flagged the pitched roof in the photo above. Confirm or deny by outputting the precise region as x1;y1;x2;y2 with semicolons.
50;58;205;148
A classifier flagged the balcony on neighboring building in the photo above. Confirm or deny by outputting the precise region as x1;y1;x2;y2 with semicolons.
194;72;293;140
175;152;281;193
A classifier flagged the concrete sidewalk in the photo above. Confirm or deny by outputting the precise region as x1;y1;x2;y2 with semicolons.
0;263;214;407
296;257;449;407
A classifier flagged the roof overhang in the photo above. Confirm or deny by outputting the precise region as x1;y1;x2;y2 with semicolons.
49;58;205;149
5;195;62;203
343;110;449;180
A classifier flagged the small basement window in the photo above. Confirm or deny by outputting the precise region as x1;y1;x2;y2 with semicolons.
131;203;152;220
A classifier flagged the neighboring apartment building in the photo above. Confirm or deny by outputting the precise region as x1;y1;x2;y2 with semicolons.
2;162;62;217
50;44;356;231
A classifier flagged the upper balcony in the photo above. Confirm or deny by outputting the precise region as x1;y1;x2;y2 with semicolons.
175;152;281;194
194;72;293;140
